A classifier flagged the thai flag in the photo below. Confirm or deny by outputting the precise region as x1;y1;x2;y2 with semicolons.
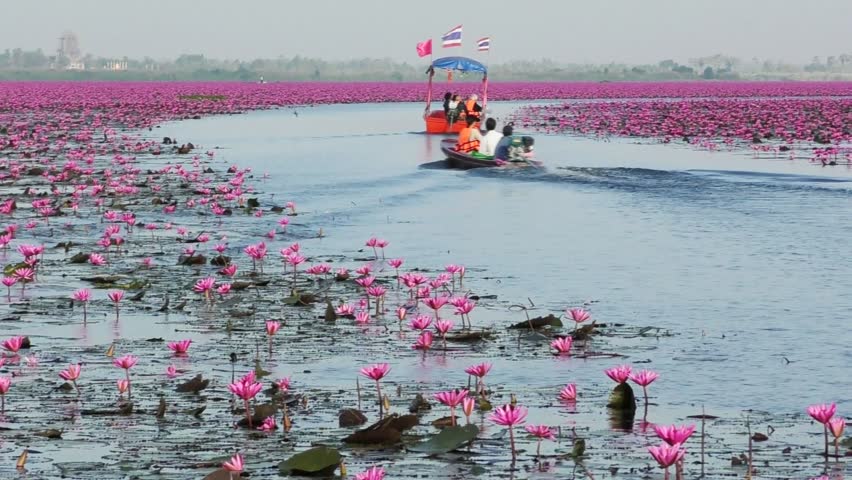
442;25;463;48
477;37;490;51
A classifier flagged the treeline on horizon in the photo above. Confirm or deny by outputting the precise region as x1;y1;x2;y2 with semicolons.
2;49;852;82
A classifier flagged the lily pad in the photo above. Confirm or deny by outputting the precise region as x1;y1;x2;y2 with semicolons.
278;446;341;476
176;374;209;393
508;314;563;330
339;408;367;427
408;424;479;455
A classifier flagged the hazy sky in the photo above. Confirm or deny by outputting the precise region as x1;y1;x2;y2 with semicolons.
4;0;850;64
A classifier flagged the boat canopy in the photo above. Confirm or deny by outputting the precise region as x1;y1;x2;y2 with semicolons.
430;56;487;75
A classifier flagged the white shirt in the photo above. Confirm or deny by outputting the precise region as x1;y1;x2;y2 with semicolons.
479;130;503;156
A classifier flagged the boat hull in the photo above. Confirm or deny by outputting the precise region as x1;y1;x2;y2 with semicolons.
440;139;496;169
425;110;479;134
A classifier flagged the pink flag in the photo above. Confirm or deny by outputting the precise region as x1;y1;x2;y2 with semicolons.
416;39;432;58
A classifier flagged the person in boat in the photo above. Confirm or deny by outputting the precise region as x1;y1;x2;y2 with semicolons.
464;94;483;120
456;116;483;153
447;94;463;126
478;117;503;157
493;124;514;161
507;136;535;162
442;92;452;117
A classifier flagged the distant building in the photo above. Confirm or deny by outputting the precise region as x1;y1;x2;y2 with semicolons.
104;60;128;71
67;61;86;71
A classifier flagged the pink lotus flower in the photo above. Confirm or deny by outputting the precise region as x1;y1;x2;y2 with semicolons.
217;283;231;295
462;396;476;422
165;365;178;378
108;290;124;303
654;424;695;445
194;277;216;302
434;319;453;336
355;311;371;324
117;379;129;394
807;403;836;424
222;453;244;473
464;362;491;396
525;424;556;456
114;354;137;396
360;363;390;416
168;340;192;355
114;354;137;370
0;376;10;411
2;276;17;297
335;304;355;316
605;365;632;384
219;264;237;277
266;320;280;336
355;466;385;480
89;253;106;266
412;331;433;350
276;377;291;392
808;402;838;457
435;389;468;426
648;442;686;470
489;403;528;460
551;336;573;355
258;416;277;432
395;306;408;322
559;383;577;401
229;371;263;427
828;417;845;438
566;308;590;324
72;288;91;302
630;369;659;387
2;335;24;353
59;363;82;382
387;258;403;269
409;314;432;331
423;296;448;318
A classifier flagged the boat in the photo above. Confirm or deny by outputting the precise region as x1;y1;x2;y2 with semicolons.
440;139;541;170
423;57;488;134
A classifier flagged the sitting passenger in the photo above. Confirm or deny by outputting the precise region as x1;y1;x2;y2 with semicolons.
456;116;483;153
464;94;482;120
447;94;462;126
493;124;514;160
442;92;452;118
478;118;502;157
507;136;535;162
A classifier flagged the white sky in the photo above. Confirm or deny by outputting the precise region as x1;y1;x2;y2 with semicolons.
3;0;850;64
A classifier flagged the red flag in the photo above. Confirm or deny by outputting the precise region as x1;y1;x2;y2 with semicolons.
416;39;432;58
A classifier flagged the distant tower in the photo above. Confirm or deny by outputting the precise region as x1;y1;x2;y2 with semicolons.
58;31;81;61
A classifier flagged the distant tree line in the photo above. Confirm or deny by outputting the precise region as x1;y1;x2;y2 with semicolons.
1;49;852;81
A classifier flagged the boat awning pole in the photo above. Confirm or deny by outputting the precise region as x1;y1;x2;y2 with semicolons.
481;74;488;122
424;67;434;118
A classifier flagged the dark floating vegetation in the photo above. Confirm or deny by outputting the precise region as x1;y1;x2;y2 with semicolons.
0;83;848;479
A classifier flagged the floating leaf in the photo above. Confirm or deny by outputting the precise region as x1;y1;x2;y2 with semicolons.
338;408;367;427
445;330;494;343
35;429;62;439
408;424;479;455
176;374;209;393
508;314;563;330
278;446;341;476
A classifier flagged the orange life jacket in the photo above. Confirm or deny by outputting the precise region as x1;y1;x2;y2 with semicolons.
465;99;479;118
456;127;480;153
